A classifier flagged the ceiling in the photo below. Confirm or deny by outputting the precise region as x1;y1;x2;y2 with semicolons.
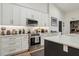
54;3;79;13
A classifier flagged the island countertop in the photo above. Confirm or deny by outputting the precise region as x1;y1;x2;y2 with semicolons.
44;34;79;49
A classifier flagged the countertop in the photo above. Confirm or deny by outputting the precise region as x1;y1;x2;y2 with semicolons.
0;34;28;38
44;34;79;49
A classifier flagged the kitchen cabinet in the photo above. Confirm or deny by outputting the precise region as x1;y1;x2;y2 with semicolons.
41;36;44;46
20;7;31;26
1;4;49;26
21;35;28;51
13;36;22;52
2;4;21;26
21;7;35;26
31;10;40;21
45;40;79;56
2;4;13;25
0;35;28;56
0;4;2;25
0;36;16;55
27;9;49;27
39;13;49;27
0;37;1;56
13;5;21;26
0;36;21;55
21;7;42;26
20;7;26;26
68;46;79;56
45;40;68;56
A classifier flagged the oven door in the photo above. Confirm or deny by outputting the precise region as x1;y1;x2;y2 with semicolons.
30;36;41;46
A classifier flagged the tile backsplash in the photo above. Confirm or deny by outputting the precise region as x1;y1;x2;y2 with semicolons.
0;25;28;35
0;25;49;35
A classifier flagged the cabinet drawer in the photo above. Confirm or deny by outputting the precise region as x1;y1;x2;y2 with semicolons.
1;37;15;43
1;44;16;50
1;38;10;42
1;46;16;55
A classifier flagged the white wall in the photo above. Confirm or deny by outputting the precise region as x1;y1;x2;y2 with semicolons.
63;10;79;34
14;3;48;13
49;4;64;32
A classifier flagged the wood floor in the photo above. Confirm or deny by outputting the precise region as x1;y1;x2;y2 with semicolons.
16;52;31;56
16;47;44;56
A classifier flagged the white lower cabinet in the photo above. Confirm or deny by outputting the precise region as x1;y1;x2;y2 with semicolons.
0;36;16;55
0;37;2;56
0;35;28;56
13;36;22;52
41;36;44;46
21;35;28;51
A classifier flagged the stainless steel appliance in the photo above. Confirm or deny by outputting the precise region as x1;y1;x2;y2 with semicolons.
28;33;41;50
26;18;38;26
30;34;41;46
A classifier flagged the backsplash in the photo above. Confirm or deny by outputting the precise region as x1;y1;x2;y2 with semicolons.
0;25;28;35
0;25;49;35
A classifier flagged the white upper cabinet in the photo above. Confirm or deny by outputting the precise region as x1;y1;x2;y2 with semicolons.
44;14;49;26
2;4;13;25
0;4;2;25
13;5;21;26
31;10;39;20
39;13;49;27
20;7;32;26
1;4;49;26
29;10;41;26
2;4;22;26
20;7;28;26
26;8;33;19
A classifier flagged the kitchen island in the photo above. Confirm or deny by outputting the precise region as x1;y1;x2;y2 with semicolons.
44;34;79;56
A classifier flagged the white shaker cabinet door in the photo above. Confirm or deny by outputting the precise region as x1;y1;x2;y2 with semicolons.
31;10;39;20
13;5;21;26
41;36;44;46
40;13;49;27
20;7;27;26
39;13;44;26
44;14;49;26
0;37;2;56
26;8;33;19
14;37;22;52
21;36;28;50
0;4;2;25
2;4;13;25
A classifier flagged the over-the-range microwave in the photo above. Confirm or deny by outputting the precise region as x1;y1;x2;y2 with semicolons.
26;18;38;25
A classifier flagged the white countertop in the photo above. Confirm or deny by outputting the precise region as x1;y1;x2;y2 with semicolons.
0;34;28;38
44;34;79;49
